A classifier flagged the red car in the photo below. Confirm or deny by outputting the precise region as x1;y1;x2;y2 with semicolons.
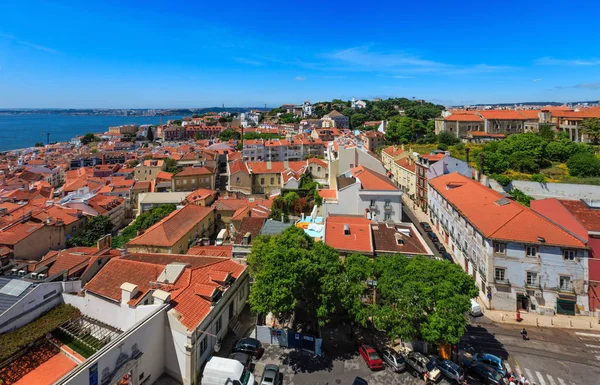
358;345;384;370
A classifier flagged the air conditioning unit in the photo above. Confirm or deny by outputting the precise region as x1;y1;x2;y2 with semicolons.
37;274;46;280
535;291;543;298
18;270;25;276
31;273;37;279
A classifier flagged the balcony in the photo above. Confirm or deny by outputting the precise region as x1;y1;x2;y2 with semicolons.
384;203;392;210
495;278;510;286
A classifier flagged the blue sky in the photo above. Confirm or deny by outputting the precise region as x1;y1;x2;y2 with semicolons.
0;0;599;108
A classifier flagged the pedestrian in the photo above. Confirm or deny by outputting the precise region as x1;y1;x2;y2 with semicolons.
520;373;526;385
423;371;429;385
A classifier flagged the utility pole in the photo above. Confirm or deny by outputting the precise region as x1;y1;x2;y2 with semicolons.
41;132;51;145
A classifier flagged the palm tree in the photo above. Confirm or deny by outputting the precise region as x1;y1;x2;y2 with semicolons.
580;118;600;144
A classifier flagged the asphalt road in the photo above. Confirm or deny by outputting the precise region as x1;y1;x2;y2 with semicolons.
401;204;442;258
463;316;600;385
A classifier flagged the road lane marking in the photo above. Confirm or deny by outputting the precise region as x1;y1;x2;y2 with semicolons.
575;332;600;338
596;355;600;361
547;375;557;385
557;378;567;385
505;362;512;374
585;344;600;348
536;371;547;385
525;368;534;382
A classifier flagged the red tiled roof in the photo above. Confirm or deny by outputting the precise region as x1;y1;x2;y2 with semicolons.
395;157;416;172
233;217;266;244
306;158;328;168
229;160;249;175
382;145;405;158
156;171;173;181
175;166;213;177
429;173;586;248
127;204;214;247
516;110;541;119
532;199;600;237
349;165;398;191
247;161;306;174
318;189;337;199
187;245;233;257
558;200;600;233
444;114;483;122
477;110;527;120
325;215;373;254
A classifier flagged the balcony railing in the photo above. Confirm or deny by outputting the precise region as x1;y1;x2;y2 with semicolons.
384;203;392;210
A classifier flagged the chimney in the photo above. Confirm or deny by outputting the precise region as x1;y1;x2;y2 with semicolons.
120;283;138;305
152;289;171;305
465;147;470;164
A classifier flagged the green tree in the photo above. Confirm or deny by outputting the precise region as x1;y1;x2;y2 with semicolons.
34;142;44;147
218;128;241;141
537;124;555;141
510;188;534;207
67;216;113;247
350;113;367;129
81;133;97;145
531;173;546;183
112;204;176;248
340;254;374;327
567;152;600;177
283;192;300;208
580;118;600;144
164;158;179;174
385;117;424;143
171;120;182;126
405;105;442;120
248;227;344;327
370;255;478;345
438;132;460;146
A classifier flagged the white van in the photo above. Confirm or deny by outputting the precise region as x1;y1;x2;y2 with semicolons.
202;356;254;385
469;298;483;316
215;229;229;246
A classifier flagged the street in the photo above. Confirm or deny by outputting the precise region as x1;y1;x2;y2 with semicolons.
463;316;600;385
250;317;600;385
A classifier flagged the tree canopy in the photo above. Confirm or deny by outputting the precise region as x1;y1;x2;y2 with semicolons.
66;215;113;247
567;152;600;177
248;226;343;328
580;118;600;145
112;204;176;248
342;255;478;345
81;133;98;145
218;128;241;142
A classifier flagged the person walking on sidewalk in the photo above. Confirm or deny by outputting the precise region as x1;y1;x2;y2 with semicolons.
519;373;526;385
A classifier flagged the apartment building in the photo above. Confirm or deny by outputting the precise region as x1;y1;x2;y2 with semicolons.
415;152;446;212
391;157;416;200
134;159;165;181
359;130;386;152
171;166;215;192
241;137;325;162
108;124;138;135
381;145;407;170
428;173;589;315
322;165;402;222
126;204;215;254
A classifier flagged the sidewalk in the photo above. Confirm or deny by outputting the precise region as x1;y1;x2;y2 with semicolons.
482;308;600;331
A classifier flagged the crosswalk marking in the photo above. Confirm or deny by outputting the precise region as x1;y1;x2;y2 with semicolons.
585;343;600;348
505;362;512;374
575;332;600;338
557;378;567;385
525;368;534;382
596;355;600;361
547;375;557;385
536;371;548;385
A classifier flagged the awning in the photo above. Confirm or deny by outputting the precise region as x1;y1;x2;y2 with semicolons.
557;293;576;302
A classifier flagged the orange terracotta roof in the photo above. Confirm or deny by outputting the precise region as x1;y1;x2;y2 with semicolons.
516;110;541;119
318;189;337;199
127;204;214;247
477;110;527;120
349;165;398;191
306;158;328;168
247;161;306;174
156;171;173;181
187;245;233;257
382;145;405;157
429;173;586;248
325;215;373;254
395;157;416;172
229;159;249;175
175;166;213;177
186;188;216;203
444;114;483;122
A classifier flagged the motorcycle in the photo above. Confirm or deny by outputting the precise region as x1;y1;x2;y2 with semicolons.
520;328;529;341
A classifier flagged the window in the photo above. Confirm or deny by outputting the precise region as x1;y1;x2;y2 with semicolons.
559;276;571;291
71;226;76;233
317;166;321;172
495;268;506;282
526;272;538;286
215;315;222;334
563;249;576;260
384;213;392;221
494;243;506;254
526;246;538;257
217;213;221;220
199;337;207;355
270;177;274;184
260;178;265;185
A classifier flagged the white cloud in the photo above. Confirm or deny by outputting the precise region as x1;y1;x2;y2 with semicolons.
295;76;306;81
0;33;58;54
533;79;542;83
234;57;263;66
535;56;600;66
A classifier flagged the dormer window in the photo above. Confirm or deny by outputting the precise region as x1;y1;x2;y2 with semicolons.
344;224;350;235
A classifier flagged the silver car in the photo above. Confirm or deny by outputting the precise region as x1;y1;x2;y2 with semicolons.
434;357;464;382
381;349;406;372
261;364;280;385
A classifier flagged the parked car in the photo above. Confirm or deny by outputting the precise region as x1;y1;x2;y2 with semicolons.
420;222;432;232
352;377;368;385
428;232;439;242
469;299;483;317
466;362;508;385
432;356;464;383
405;352;441;381
358;345;384;370
472;353;507;377
228;352;252;371
433;242;446;252
233;337;264;358
381;349;406;372
260;364;280;385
